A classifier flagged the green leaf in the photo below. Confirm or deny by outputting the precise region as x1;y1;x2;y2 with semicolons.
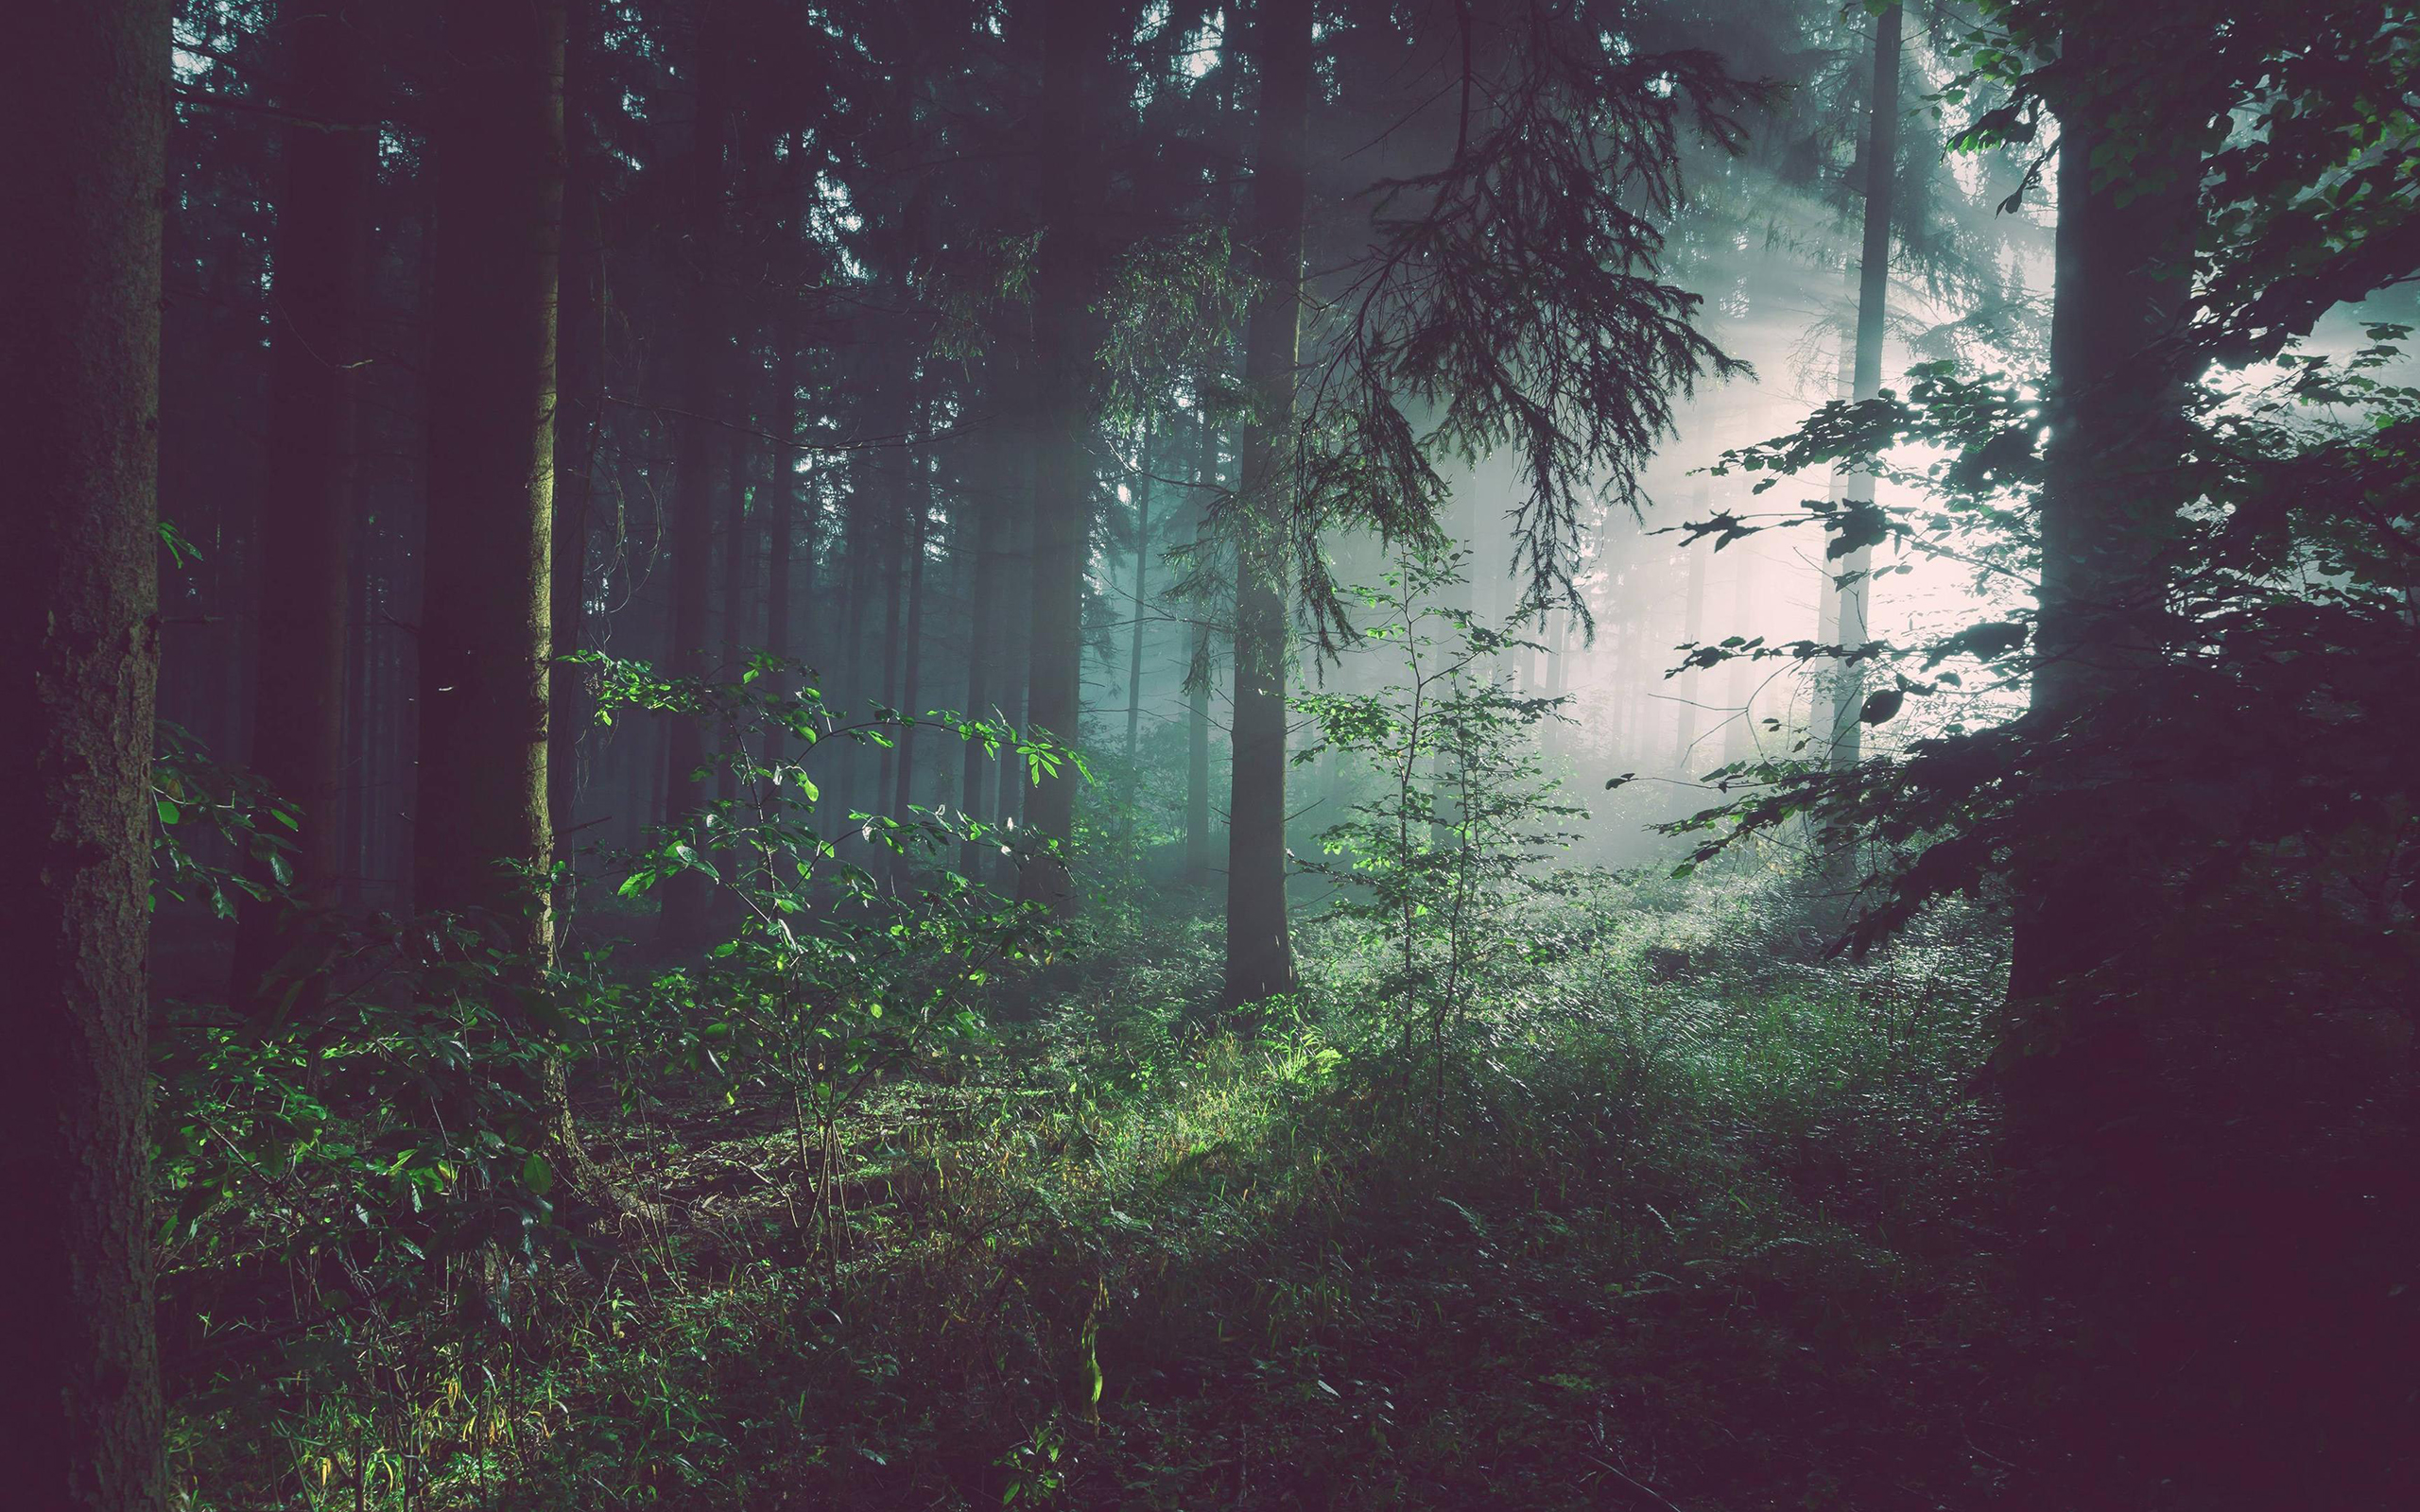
521;1153;553;1196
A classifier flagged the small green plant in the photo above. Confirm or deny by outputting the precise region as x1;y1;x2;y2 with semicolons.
152;719;299;919
1294;550;1592;1105
583;649;1076;1248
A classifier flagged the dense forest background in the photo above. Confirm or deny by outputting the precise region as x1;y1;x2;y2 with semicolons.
11;0;2419;1507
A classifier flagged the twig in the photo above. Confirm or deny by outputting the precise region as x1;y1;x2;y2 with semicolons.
1582;1453;1692;1512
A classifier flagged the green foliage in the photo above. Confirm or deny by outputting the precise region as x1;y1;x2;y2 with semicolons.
1293;552;1593;1094
1670;335;2420;960
152;720;300;918
154;653;1077;1504
584;647;1079;1241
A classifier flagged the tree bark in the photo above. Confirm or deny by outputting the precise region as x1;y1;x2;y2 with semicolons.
1671;507;1709;777
714;351;755;895
1016;0;1113;915
413;0;565;960
2008;19;2197;1001
1;2;168;1504
657;11;729;947
1722;546;1758;766
1185;404;1215;882
1124;431;1151;784
231;0;377;1007
548;8;605;853
1824;1;1901;776
1223;0;1313;1007
874;437;908;815
959;387;1009;881
892;457;930;827
763;334;801;772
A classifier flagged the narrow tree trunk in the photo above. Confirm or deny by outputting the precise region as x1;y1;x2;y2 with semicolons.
548;11;605;853
657;13;728;947
415;0;564;962
1824;2;1901;777
830;474;871;844
1722;546;1758;766
1184;405;1215;881
715;362;753;886
764;336;800;772
892;468;930;823
1223;0;1313;1007
341;535;371;905
1671;513;1710;777
999;540;1030;832
231;0;377;1007
959;390;1008;880
2;4;169;1501
1124;432;1152;776
1017;0;1110;914
875;433;909;809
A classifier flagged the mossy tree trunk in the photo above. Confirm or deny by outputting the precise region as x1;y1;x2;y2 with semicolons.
1;1;170;1503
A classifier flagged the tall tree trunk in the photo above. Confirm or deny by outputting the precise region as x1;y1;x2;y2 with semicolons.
1123;430;1152;856
1184;404;1215;882
1017;0;1112;915
231;0;377;1007
715;356;753;891
1824;1;1901;776
959;390;1008;880
764;335;800;771
2;4;168;1503
341;537;370;905
1671;511;1709;777
892;464;930;825
1722;546;1757;765
2008;23;2196;1001
414;0;564;954
1223;0;1313;1007
874;442;908;814
999;506;1031;833
1125;432;1152;773
549;9;605;854
657;11;728;946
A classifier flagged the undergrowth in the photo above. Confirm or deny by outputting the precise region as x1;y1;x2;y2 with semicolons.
165;859;2046;1510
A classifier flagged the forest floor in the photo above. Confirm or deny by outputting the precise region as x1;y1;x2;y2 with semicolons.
171;871;2086;1510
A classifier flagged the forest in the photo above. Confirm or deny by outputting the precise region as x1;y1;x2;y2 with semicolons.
9;0;2418;1506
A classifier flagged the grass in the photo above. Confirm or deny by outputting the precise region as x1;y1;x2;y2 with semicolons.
168;865;2043;1510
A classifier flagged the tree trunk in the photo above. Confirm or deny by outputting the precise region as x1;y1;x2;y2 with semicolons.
1722;546;1758;766
1670;513;1709;777
959;388;1008;881
1;4;169;1503
1017;0;1114;914
715;355;754;894
231;0;377;1008
892;462;930;825
874;440;908;814
1223;0;1313;1007
657;12;729;947
1824;1;1901;776
549;9;605;854
2008;22;2197;1000
1125;432;1152;777
1184;404;1215;882
764;335;800;771
414;0;564;957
